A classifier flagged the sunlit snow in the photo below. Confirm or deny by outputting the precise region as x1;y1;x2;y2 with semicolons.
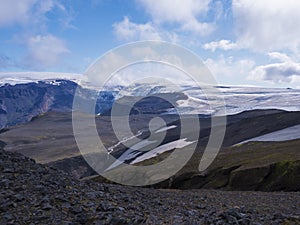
130;138;195;165
236;124;300;145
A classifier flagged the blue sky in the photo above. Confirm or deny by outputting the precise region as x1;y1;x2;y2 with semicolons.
1;0;300;88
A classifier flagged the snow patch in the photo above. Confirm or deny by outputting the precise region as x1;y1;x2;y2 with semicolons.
130;138;195;165
155;125;177;133
236;124;300;145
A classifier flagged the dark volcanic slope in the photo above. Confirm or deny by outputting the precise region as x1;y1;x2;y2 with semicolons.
0;112;79;163
1;148;300;225
1;109;300;185
2;109;300;162
0;111;178;164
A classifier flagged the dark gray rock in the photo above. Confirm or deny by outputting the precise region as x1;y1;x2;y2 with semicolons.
0;148;300;224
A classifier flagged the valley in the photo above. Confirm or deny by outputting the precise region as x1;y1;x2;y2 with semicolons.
1;80;300;224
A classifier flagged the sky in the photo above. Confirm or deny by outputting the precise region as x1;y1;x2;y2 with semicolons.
1;0;300;88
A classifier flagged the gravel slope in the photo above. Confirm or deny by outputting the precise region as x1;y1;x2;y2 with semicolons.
1;149;300;225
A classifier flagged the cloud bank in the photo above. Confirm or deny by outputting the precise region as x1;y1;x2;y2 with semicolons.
233;0;300;51
0;0;72;71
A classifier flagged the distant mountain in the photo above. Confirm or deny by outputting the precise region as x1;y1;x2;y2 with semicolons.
0;80;75;127
1;78;300;128
0;80;115;128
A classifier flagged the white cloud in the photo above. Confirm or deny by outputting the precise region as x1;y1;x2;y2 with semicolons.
233;0;300;51
113;0;218;43
203;40;237;52
290;76;300;88
83;41;218;88
249;51;300;85
204;56;256;84
249;61;300;84
268;52;292;63
113;17;181;43
138;0;210;24
137;0;214;36
0;0;37;27
0;0;74;70
113;17;162;41
0;0;61;29
24;35;70;69
180;19;214;36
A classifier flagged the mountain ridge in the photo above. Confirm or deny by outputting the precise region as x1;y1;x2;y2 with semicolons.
1;78;300;128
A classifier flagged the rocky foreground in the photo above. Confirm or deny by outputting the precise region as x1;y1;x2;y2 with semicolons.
1;149;300;225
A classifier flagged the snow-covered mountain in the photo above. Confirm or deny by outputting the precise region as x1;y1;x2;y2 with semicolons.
106;83;300;116
0;77;300;128
181;85;300;115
